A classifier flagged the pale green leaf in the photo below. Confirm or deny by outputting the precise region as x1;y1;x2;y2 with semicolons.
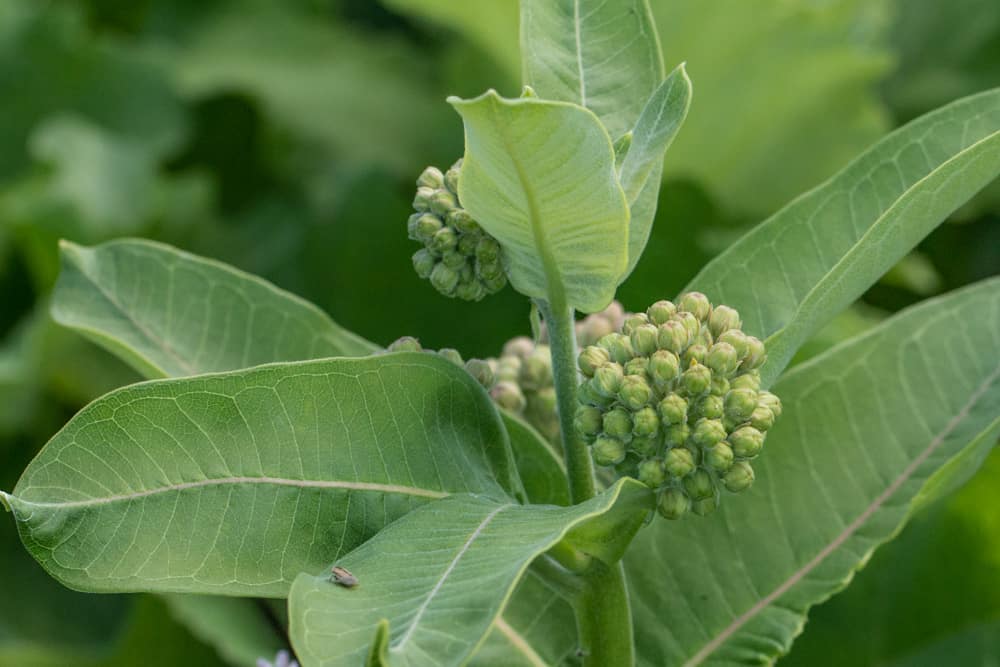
520;0;664;139
289;480;650;667
627;277;1000;666
686;88;1000;386
449;91;629;313
51;239;378;379
1;353;516;597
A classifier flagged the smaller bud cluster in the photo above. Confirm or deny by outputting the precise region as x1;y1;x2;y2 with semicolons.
408;159;506;301
575;293;782;520
486;337;559;443
386;336;496;391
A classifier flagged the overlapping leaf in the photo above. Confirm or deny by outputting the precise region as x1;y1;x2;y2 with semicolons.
627;277;1000;665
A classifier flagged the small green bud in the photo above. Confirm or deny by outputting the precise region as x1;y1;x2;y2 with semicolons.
630;324;660;357
717;329;750;361
430;226;458;254
455;279;486;302
649;350;681;386
413;186;435;211
647;300;677;326
705;342;739;377
456;233;479;257
574;405;603;437
749;405;775;432
519;348;553;390
658;487;690;520
691;494;719;517
592;362;624;397
464;358;495;388
476;259;504;282
758;391;782;419
412;249;436;279
741;336;766;371
444;159;462;194
598;333;634;365
681;362;712;396
475;237;501;263
724;388;758;422
663;422;691;447
491;381;527;412
678;292;712;321
417;166;445;189
438;348;463;367
683;343;708;368
440;249;466;269
502;337;534;359
683;468;715;501
657;320;690;354
664;447;696;478
447;208;478;234
691;418;727;448
576;315;616;348
729;426;764;459
578;345;610;377
632;406;660;437
658;393;688;425
592;436;626;466
674;311;701;339
723;461;755;493
693;394;724;420
430;262;459;294
388;336;422;353
619;375;653;410
429;189;457;216
705;442;735;473
637;458;667;488
708;305;741;338
602;407;633;440
630;436;658;458
495;356;522;382
414;213;444;242
407;213;423;240
730;371;760;391
709;375;730;397
622;313;650;336
578;382;613;408
624;357;649;377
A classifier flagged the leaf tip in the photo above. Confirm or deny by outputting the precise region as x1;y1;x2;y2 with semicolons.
0;491;12;513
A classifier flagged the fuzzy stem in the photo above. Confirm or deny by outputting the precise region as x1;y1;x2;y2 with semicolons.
536;298;595;504
576;561;634;666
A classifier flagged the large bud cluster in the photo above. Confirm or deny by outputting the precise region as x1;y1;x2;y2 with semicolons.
574;293;782;520
408;159;506;301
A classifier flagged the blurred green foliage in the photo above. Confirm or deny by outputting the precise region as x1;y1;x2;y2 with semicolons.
0;0;997;664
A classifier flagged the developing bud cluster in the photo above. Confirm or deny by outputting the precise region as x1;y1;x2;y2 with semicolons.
409;159;507;300
574;293;782;520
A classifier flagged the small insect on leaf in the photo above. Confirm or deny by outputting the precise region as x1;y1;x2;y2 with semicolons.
330;565;359;588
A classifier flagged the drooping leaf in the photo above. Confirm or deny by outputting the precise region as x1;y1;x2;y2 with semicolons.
450;92;629;313
627;277;1000;666
520;0;663;140
289;480;651;666
51;239;378;379
1;353;516;597
686;88;1000;385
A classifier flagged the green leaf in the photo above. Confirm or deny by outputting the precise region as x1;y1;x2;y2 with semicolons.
2;353;516;597
626;277;1000;666
449;91;629;313
503;412;569;506
520;0;664;140
886;622;1000;667
161;595;286;666
289;479;651;666
51;239;378;379
687;88;1000;386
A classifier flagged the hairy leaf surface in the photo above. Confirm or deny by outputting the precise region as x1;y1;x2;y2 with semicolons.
627;278;1000;666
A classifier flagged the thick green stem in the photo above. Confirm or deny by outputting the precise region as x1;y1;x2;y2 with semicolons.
576;561;634;667
536;298;595;504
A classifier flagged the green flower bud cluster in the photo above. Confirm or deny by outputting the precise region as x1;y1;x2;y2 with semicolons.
386;336;496;390
484;337;560;442
408;160;506;301
574;293;782;520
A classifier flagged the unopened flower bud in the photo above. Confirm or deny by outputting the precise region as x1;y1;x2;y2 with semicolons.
475;236;501;264
632;406;660;437
758;391;782;419
647;300;677;325
664;447;696;478
674;311;701;338
519;347;552;390
491;381;526;412
706;342;739;376
622;313;650;336
749;405;774;431
430;262;459;294
593;436;626;466
630;324;660;357
730;371;760;391
691;418;727;448
602;407;633;440
619;375;653;410
464;358;495;388
574;405;603;438
441;249;466;269
495;356;522;383
431;226;459;254
456;281;486;301
578;382;613;408
709;305;741;338
592;362;624;397
630;436;658;458
729;426;764;458
413;186;435;211
444;159;462;194
741;336;766;370
683;468;715;501
709;375;730;397
683;343;708;367
681;362;712;396
723;461;755;493
638;458;666;488
414;213;444;243
447;209;478;234
706;442;734;472
429;190;457;216
678;291;712;321
388;336;422;353
648;350;680;386
412;249;435;279
598;333;634;365
502;337;534;360
663;422;690;447
717;329;750;360
691;494;719;517
658;393;688;425
724;388;758;422
658;487;690;520
578;345;610;377
622;357;647;379
438;348;463;367
417;166;445;189
692;394;724;420
657;320;690;354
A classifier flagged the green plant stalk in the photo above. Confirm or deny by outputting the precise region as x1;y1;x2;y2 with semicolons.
537;298;633;666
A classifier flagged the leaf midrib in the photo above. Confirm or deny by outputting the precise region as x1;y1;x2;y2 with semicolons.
683;360;1000;666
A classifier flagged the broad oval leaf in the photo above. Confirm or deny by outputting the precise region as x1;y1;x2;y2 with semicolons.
51;239;378;379
0;353;516;597
450;91;629;313
627;277;1000;666
289;479;651;667
520;0;664;140
686;88;1000;386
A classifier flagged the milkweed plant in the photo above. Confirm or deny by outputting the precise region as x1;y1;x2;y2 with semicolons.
3;1;1000;665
